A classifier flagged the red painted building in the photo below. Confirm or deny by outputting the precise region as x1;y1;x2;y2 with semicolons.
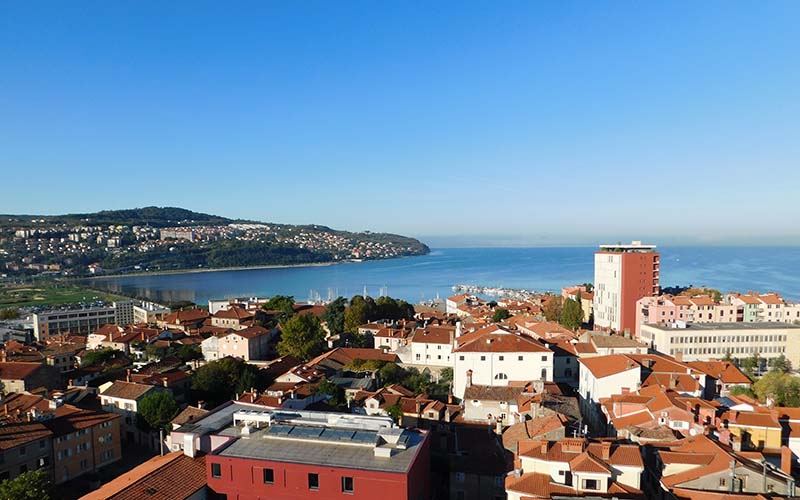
172;402;431;500
593;241;660;334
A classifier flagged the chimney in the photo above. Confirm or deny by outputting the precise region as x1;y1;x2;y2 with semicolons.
669;375;677;390
162;377;168;387
456;322;463;338
781;446;793;475
416;401;422;414
496;419;503;435
466;370;473;388
540;440;548;454
448;393;453;405
601;442;611;460
197;400;205;410
126;369;132;383
675;351;683;362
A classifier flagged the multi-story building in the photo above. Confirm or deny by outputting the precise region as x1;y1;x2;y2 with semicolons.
452;325;553;400
505;438;644;500
0;422;53;483
217;326;271;361
99;380;159;446
0;362;61;392
33;305;117;341
640;322;800;370
408;324;456;367
45;406;122;484
170;403;431;500
112;300;134;326
593;241;659;334
132;301;171;324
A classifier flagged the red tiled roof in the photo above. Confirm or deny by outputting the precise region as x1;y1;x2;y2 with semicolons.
0;422;52;451
80;451;207;500
0;361;44;381
100;381;156;401
213;306;254;320
578;355;639;379
454;326;550;353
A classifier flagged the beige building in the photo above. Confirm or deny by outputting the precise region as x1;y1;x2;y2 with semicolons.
0;422;53;482
47;406;122;484
641;322;800;369
217;325;271;361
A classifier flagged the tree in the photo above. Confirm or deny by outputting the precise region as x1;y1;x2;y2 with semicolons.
322;297;347;334
581;283;594;293
769;354;791;373
0;469;54;500
492;308;511;323
379;362;406;386
263;295;295;325
741;353;761;379
439;367;453;383
81;349;123;367
729;385;757;399
176;344;203;362
0;308;19;320
145;344;168;361
722;351;733;363
345;358;387;372
313;379;345;407
137;392;179;432
753;371;800;407
277;313;326;360
236;369;258;396
344;298;369;333
192;357;262;408
386;401;403;423
560;298;583;331
543;296;563;322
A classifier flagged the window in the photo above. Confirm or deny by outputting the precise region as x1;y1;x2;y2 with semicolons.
494;373;508;380
583;479;599;490
719;478;726;487
211;463;221;478
541;356;547;362
480;356;486;361
498;356;504;361
518;356;523;361
263;468;274;484
18;446;26;457
308;473;319;490
39;440;45;449
342;476;354;493
456;472;466;482
459;356;465;361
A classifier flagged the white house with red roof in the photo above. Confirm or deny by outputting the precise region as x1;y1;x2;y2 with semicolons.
408;324;457;368
452;325;553;400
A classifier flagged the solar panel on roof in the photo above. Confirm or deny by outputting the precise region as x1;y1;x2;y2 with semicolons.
269;424;293;435
291;426;323;438
322;429;355;442
352;431;377;444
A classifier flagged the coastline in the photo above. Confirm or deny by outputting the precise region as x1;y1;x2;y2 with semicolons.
82;260;345;280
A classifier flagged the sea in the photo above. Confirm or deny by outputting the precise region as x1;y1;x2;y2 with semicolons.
86;246;800;305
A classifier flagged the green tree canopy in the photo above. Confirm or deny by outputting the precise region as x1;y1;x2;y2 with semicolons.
0;308;19;320
753;371;800;407
439;367;453;383
492;308;511;323
0;469;54;500
741;353;761;379
81;349;124;368
560;298;583;331
263;295;296;325
137;391;179;432
769;354;791;373
344;298;370;333
191;357;263;408
277;313;326;360
322;297;347;335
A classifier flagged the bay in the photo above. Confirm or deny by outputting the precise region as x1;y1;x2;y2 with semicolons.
86;246;800;305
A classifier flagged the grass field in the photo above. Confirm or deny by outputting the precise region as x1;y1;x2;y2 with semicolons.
0;283;127;309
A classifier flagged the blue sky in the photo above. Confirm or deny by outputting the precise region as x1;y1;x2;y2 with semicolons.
1;1;799;246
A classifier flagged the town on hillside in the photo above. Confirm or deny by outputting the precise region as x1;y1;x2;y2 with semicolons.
0;241;799;499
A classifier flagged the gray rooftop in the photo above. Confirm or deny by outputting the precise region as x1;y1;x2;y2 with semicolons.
217;424;425;473
643;322;800;332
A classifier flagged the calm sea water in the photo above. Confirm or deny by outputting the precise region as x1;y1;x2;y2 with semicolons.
87;247;800;305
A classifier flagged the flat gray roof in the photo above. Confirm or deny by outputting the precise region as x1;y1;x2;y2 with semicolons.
643;322;800;332
217;425;425;474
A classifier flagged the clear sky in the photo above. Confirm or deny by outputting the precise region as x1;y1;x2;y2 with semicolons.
2;1;799;246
